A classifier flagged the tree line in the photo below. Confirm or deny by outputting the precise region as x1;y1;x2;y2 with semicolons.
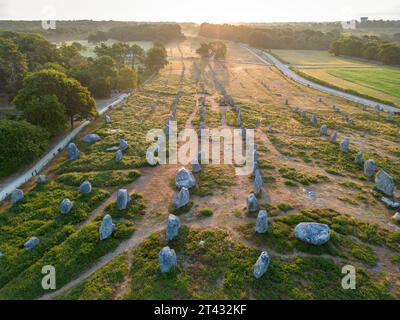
0;31;168;177
330;34;400;65
199;23;338;50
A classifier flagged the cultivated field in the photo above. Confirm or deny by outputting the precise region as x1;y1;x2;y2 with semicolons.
272;49;400;106
1;38;400;300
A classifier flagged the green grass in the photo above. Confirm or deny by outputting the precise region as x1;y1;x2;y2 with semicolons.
199;208;214;217
191;165;236;197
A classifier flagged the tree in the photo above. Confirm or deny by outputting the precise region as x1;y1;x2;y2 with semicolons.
0;120;49;177
13;69;96;128
89;77;112;98
130;44;145;68
196;42;211;58
209;41;227;59
378;43;400;65
89;55;117;79
362;42;379;60
145;46;168;73
23;95;66;136
115;67;138;90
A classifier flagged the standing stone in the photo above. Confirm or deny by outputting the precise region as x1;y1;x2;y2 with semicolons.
60;198;73;214
320;125;328;136
117;189;131;210
387;111;394;121
375;170;395;196
79;180;92;195
354;151;363;164
329;131;337;143
375;104;381;113
166;214;181;241
285;98;289;105
255;210;268;234
36;175;46;184
159;246;177;273
115;149;123;162
340;137;350;152
294;223;330;245
105;115;111;124
176;167;196;189
362;105;368;111
254;169;263;195
119;139;129;151
310;114;317;124
11;189;24;205
247;193;258;213
67;143;80;161
191;161;201;173
319;97;323;103
364;159;377;179
253;251;270;279
268;124;273;133
393;212;400;221
175;187;190;209
24;237;39;250
82;134;101;144
99;214;115;240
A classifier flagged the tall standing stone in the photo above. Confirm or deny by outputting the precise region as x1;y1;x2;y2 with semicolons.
340;137;350;152
115;149;123;162
175;187;190;209
11;189;24;205
117;189;131;210
247;193;258;213
364;159;377;179
67;143;80;161
254;169;263;195
105;115;111;124
310;114;317;124
99;214;115;240
159;246;177;273
375;170;395;196
354;151;363;164
60;198;73;214
268;124;273;133
253;251;270;279
255;210;268;234
166;214;181;241
329;131;337;143
176;167;196;189
79;180;92;195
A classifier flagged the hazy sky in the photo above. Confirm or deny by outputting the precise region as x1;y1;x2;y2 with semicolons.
0;0;399;22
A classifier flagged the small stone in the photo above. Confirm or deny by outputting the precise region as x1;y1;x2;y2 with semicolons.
79;180;92;195
329;131;337;143
320;125;328;135
199;240;205;247
364;159;377;179
253;251;270;279
191;161;201;173
375;170;395;196
247;193;258;213
82;133;101;144
115;149;123;162
255;210;268;234
99;214;115;240
303;188;317;201
268;124;273;133
392;212;400;221
36;175;46;184
310;114;317;124
176;167;196;189
24;237;39;250
175;187;190;209
105;115;111;124
254;169;263;195
0;252;3;257
11;189;24;205
159;246;177;273
67;143;80;161
119;139;129;151
60;198;73;214
340;137;350;152
354;151;363;164
166;214;181;241
294;223;330;245
117;189;131;210
381;197;399;209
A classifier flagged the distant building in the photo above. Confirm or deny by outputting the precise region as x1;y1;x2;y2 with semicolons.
360;17;369;23
341;20;357;30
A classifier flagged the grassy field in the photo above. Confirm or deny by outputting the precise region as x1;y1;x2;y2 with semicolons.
272;50;400;106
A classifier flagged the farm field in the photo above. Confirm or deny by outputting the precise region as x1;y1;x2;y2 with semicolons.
272;49;400;106
1;38;400;300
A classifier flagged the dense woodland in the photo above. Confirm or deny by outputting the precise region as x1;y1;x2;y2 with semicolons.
330;34;400;65
0;31;168;177
199;23;339;50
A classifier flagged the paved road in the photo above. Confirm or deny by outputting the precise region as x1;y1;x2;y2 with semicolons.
0;93;130;203
244;45;400;113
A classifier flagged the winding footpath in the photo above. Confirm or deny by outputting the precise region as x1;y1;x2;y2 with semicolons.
244;45;400;113
0;93;130;203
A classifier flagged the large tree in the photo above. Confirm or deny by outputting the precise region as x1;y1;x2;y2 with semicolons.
145;46;168;73
13;69;96;128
